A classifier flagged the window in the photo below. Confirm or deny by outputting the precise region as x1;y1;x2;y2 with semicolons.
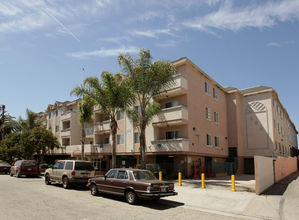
104;137;110;144
48;112;52;119
274;119;276;128
134;132;140;143
214;112;219;123
56;110;59;117
206;108;211;120
165;101;179;108
205;82;210;94
280;110;282;118
106;169;117;178
279;143;281;152
104;116;110;121
166;131;179;139
135;105;142;114
117;134;125;145
55;161;65;169
55;125;59;133
117;171;128;179
281;127;284;136
277;105;279;113
273;99;275;107
275;141;277;150
278;123;280;133
213;88;218;99
206;134;212;146
215;136;219;147
65;162;73;170
117;110;124;120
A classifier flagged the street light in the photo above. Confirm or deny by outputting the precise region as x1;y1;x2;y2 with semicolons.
0;104;5;140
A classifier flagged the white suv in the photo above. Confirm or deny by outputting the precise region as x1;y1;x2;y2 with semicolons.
44;160;95;189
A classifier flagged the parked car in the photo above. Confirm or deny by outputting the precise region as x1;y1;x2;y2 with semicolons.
10;160;38;177
44;160;95;189
0;162;11;174
87;168;178;204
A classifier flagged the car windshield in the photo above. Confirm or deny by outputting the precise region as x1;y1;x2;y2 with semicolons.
74;162;94;171
133;171;157;180
22;161;37;167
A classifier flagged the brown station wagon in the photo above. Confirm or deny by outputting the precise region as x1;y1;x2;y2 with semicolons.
87;168;178;204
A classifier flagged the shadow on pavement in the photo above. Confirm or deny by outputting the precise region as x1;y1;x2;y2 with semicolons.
262;171;299;195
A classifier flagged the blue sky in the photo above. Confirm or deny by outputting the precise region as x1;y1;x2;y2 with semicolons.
1;0;299;130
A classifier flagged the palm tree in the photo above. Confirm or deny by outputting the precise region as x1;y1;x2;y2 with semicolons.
118;48;178;169
71;86;95;160
0;110;19;142
72;71;134;168
18;108;44;132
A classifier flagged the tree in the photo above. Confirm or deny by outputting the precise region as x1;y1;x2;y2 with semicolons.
0;133;22;164
0;110;19;142
20;127;60;172
18;108;44;132
73;71;134;168
118;48;178;169
70;87;95;160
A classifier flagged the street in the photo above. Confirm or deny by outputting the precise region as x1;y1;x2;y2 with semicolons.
0;174;243;220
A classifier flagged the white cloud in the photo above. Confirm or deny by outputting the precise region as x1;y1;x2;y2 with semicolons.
67;46;140;59
156;40;177;48
267;42;280;47
98;37;132;43
131;29;176;38
183;0;299;33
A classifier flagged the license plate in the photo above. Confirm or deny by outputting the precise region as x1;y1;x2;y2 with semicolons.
161;188;166;192
28;168;32;171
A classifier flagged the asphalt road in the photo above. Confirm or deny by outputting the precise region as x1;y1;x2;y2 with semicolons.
0;173;242;220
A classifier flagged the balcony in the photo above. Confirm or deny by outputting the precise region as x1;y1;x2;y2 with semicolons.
150;139;189;152
61;110;76;121
94;121;110;134
61;128;71;137
155;73;188;100
152;105;188;127
94;144;111;153
85;127;94;137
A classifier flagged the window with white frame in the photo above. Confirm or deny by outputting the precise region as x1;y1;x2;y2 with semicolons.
277;105;279;113
117;110;124;120
49;112;52;119
55;125;59;133
278;123;280;133
214;112;219;123
117;134;125;145
135;105;141;114
213;88;218;99
205;82;210;94
281;127;284;135
206;134;212;146
134;132;140;143
166;131;179;139
206;107;211;120
165;100;179;108
215;136;219;147
56;110;59;117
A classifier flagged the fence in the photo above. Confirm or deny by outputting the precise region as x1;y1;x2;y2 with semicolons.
146;163;186;179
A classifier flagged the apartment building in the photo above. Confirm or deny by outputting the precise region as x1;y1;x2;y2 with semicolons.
42;57;298;176
226;86;298;174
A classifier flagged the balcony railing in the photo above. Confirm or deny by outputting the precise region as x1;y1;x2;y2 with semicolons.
155;73;188;100
152;105;188;127
94;121;110;134
61;110;76;121
94;144;111;153
60;128;71;136
150;138;189;152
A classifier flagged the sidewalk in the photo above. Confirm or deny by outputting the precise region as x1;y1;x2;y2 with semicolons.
162;171;299;220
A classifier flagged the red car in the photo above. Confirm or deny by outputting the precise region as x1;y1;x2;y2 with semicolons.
87;168;178;204
10;160;39;178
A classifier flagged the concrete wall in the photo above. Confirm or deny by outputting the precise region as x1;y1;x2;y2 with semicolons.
254;155;274;195
274;156;297;182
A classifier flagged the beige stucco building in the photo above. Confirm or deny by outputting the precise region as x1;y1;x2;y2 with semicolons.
43;57;298;177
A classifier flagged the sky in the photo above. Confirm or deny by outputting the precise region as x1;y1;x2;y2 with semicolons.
1;0;299;131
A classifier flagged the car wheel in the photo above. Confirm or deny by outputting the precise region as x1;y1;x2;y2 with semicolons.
62;176;71;189
126;190;138;205
45;174;51;185
10;173;13;177
90;184;99;196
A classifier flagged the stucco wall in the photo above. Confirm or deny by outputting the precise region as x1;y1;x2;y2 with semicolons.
274;156;297;182
254;155;274;195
